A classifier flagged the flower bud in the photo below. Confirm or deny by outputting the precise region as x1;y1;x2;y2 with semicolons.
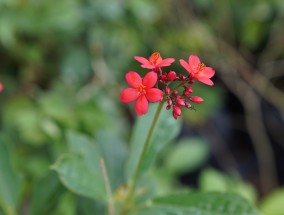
190;96;204;104
167;71;177;81
165;86;170;94
185;85;192;92
173;105;181;116
173;106;181;120
166;105;171;110
167;99;173;106
176;97;185;106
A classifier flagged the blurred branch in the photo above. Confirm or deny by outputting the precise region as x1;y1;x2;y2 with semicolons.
215;40;279;194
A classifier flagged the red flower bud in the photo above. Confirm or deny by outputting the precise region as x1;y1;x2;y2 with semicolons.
173;105;181;116
173;90;178;95
165;86;170;94
167;71;177;81
173;105;182;120
184;86;193;93
167;99;173;106
166;105;171;110
190;96;204;104
176;97;185;106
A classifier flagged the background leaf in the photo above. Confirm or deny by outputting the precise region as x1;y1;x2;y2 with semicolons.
52;131;106;201
133;192;260;215
95;130;128;190
164;138;209;174
259;187;284;215
0;140;21;215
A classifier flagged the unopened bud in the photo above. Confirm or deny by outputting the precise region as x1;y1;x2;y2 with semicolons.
190;96;204;104
167;99;173;106
176;97;185;106
167;71;177;81
165;86;170;94
166;105;171;110
173;105;181;116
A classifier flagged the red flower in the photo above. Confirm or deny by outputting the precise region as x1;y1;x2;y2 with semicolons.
120;71;163;116
180;55;215;86
0;83;3;93
134;52;175;70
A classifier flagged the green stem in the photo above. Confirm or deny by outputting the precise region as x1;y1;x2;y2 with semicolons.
119;101;165;215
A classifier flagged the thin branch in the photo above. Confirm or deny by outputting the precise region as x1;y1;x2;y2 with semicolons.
100;158;115;215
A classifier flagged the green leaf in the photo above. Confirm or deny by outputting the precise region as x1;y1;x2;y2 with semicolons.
30;172;63;215
260;187;284;215
199;168;257;204
126;103;182;181
95;131;128;190
133;192;260;215
0;141;21;215
52;131;106;201
164;138;209;174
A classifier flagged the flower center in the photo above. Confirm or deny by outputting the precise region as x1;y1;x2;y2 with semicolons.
196;63;206;74
149;52;161;65
136;84;146;94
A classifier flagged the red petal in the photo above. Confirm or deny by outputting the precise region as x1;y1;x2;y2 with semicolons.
199;67;215;78
126;71;142;88
143;72;157;88
135;95;148;116
188;55;200;71
146;88;163;102
179;59;191;74
141;64;155;69
197;77;214;86
158;58;175;67
120;88;139;103
134;56;149;65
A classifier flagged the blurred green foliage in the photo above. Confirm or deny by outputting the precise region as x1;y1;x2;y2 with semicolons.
0;0;284;214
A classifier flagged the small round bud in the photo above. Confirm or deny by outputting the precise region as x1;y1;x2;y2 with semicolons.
167;71;177;81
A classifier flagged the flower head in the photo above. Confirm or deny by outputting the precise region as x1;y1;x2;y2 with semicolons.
0;83;3;93
134;52;175;71
120;71;163;116
180;55;215;86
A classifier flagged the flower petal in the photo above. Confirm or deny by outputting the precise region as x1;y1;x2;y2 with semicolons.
197;77;214;86
158;58;175;67
188;55;200;71
135;95;148;116
141;64;155;69
146;88;163;102
126;71;142;88
120;88;139;103
134;56;149;65
143;72;157;88
179;59;191;73
199;67;215;78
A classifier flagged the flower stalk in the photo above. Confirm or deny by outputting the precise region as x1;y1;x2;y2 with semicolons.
119;101;165;215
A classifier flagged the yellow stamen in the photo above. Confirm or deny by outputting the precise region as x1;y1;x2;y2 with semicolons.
149;52;161;64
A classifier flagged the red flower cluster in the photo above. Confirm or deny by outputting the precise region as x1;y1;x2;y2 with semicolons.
120;52;215;119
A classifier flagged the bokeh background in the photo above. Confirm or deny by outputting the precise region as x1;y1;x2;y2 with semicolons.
0;0;284;214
